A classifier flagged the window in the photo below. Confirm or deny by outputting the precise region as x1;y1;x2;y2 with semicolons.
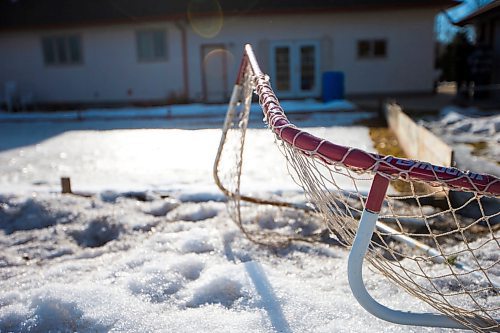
136;30;167;62
42;35;82;65
357;39;387;59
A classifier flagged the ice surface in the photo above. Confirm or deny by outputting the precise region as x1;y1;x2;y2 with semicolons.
0;124;375;196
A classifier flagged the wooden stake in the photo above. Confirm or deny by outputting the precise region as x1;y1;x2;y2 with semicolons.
61;177;72;194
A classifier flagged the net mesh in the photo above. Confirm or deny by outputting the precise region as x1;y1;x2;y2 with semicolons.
213;69;324;247
214;54;499;332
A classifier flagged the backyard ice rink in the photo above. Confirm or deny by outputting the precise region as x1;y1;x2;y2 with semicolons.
1;102;497;332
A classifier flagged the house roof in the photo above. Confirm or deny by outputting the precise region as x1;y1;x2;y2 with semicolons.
0;0;456;31
456;0;500;26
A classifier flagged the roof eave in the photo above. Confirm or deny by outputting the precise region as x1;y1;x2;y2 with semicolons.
455;1;500;26
0;0;458;32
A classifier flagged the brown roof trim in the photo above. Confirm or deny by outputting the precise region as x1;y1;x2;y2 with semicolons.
228;1;456;16
0;14;186;33
0;0;457;32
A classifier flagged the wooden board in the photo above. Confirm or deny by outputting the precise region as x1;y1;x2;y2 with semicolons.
385;103;453;167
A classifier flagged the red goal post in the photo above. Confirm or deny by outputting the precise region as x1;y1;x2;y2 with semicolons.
237;45;499;200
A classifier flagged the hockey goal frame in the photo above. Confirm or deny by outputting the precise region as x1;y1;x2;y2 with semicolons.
216;44;499;331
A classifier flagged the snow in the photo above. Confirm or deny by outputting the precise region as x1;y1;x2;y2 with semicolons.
422;106;500;177
0;193;450;333
0;102;494;332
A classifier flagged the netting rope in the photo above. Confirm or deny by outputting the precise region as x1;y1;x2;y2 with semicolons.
214;44;499;332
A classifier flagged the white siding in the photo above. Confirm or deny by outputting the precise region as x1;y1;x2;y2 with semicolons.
0;8;439;104
184;8;437;98
0;22;184;104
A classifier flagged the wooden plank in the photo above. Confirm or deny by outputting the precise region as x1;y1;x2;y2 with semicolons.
385;103;453;198
418;126;453;167
385;103;453;167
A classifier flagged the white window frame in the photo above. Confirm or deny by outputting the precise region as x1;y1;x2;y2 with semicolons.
269;40;321;98
41;35;83;66
136;29;168;62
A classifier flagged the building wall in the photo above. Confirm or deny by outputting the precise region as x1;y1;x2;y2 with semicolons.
184;8;437;99
0;8;438;106
0;22;185;105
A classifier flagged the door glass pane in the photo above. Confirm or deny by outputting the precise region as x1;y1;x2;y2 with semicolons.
300;45;315;91
275;47;290;91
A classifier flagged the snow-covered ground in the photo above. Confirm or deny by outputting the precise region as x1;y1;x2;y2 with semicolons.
421;106;500;177
0;102;494;332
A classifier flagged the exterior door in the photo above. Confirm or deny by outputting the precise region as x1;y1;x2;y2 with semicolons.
270;41;320;98
201;44;228;103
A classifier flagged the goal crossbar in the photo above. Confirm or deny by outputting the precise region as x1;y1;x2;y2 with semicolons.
237;45;499;198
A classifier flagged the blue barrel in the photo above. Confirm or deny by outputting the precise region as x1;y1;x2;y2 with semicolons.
322;71;344;102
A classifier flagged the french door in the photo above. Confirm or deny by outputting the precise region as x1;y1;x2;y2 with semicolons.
270;40;320;98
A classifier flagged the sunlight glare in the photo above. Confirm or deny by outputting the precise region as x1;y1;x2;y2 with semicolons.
187;0;224;38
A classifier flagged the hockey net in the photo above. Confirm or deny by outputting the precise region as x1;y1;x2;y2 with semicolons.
214;44;499;332
213;58;323;247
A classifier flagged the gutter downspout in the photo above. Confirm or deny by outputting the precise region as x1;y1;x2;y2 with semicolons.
175;20;189;101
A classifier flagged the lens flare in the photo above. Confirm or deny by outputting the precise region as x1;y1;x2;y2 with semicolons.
203;48;234;79
187;0;224;39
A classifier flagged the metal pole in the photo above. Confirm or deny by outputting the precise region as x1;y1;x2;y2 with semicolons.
347;175;466;330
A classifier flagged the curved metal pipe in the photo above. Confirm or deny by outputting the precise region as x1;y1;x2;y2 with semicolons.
348;209;467;330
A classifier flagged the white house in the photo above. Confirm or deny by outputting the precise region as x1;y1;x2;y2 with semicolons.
0;0;455;109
